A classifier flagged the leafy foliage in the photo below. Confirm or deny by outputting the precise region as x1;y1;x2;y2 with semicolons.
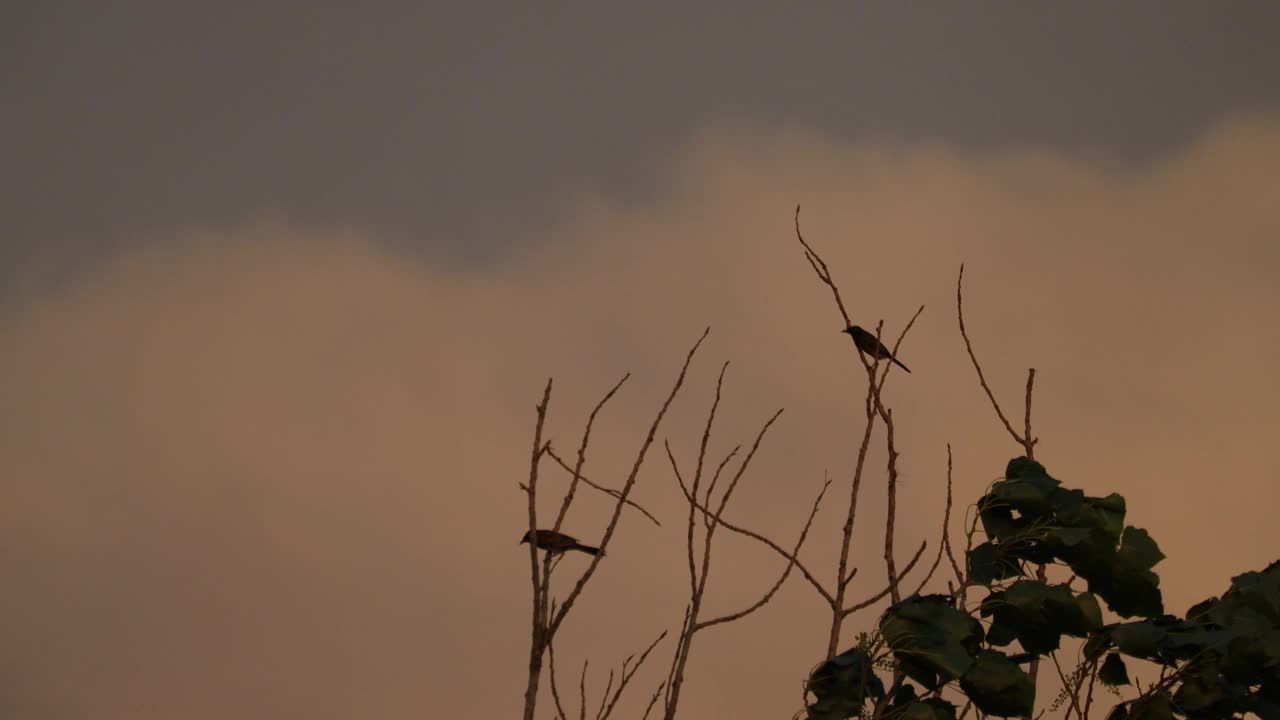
957;650;1035;718
803;457;1280;720
879;595;983;689
805;646;885;720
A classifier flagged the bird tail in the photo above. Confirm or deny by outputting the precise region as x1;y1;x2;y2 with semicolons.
575;544;603;556
892;357;911;374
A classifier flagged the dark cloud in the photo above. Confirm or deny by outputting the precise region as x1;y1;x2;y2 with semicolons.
4;2;1280;290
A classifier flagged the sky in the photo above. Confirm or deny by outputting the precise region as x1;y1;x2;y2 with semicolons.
2;4;1280;719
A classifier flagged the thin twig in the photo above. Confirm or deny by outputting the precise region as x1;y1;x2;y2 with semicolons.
537;375;632;657
687;363;730;601
942;444;964;587
956;264;1035;453
696;476;832;630
595;670;615;720
842;539;928;617
793;207;929;658
702;447;740;531
544;448;662;527
1050;651;1085;720
828;372;880;656
883;406;902;604
548;636;569;720
542;374;631;619
1082;657;1099;720
548;328;709;639
522;380;554;720
597;631;668;720
1024;368;1037;460
641;683;666;720
794;205;852;326
668;449;835;605
664;407;785;720
915;444;960;597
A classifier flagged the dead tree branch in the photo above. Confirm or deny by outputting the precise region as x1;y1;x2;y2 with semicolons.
660;364;830;720
956;263;1037;459
794;206;930;658
957;263;1047;717
544;447;662;527
521;330;709;720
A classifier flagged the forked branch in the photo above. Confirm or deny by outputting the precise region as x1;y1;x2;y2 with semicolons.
956;264;1038;459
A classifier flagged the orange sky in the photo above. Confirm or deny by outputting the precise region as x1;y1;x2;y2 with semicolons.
2;115;1278;718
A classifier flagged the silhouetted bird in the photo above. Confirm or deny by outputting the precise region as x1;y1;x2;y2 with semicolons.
520;529;603;556
843;325;911;373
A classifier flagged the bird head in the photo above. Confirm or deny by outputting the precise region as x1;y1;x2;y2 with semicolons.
842;325;863;336
519;530;534;545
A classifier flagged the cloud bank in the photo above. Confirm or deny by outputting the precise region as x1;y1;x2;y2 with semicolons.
2;115;1278;718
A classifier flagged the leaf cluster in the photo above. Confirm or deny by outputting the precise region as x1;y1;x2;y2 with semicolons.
804;457;1280;720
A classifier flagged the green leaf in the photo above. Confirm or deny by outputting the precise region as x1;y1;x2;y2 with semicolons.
1075;527;1164;619
980;581;1100;656
968;542;1020;586
977;498;1026;543
1051;490;1126;543
805;647;885;720
1044;588;1103;637
880;595;983;689
1110;621;1166;659
958;650;1035;718
1098;653;1130;686
1005;456;1047;481
982;581;1061;654
1172;658;1232;714
1083;630;1113;661
893;698;958;720
1129;691;1174;720
1117;527;1165;571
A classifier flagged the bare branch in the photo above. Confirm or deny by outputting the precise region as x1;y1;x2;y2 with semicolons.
548;635;569;720
696;475;832;630
664;407;784;719
597;631;668;720
883;407;902;604
668;452;834;605
842;539;928;617
641;683;666;720
842;566;859;591
578;659;588;720
550;373;630;536
794;205;852;327
872;306;927;405
1082;656;1099;720
1024;368;1038;460
544;447;661;527
550;328;709;639
956;264;1038;456
792;210;928;658
1050;651;1084;720
712;409;784;521
538;374;632;630
829;373;879;656
687;362;730;600
914;444;960;597
522;379;554;720
942;444;965;588
595;670;615;720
